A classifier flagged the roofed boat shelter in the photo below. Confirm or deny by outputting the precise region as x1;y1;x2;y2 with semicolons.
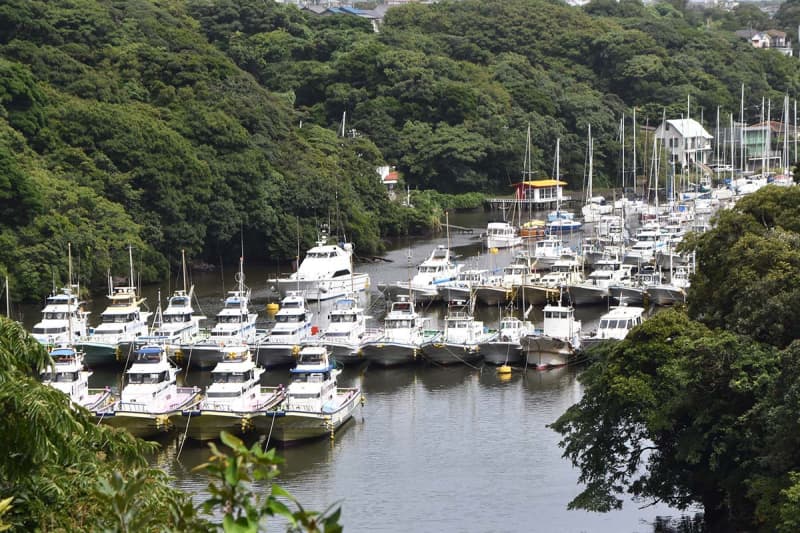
486;179;570;211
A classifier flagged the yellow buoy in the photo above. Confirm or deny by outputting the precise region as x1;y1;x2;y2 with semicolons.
266;302;280;315
497;364;512;375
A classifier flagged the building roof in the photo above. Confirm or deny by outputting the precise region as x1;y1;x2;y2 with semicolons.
514;179;567;188
383;171;399;184
664;119;713;140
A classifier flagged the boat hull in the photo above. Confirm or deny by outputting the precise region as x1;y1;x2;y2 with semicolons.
77;342;120;366
522;335;575;369
519;285;558;306
182;394;285;441
267;389;361;444
609;286;645;306
323;342;363;365
479;341;523;366
275;273;370;301
255;344;300;368
180;343;230;370
646;286;686;306
95;389;200;439
474;286;514;307
422;342;483;366
361;341;420;367
567;285;609;306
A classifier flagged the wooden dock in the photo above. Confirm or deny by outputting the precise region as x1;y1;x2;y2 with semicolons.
442;223;474;234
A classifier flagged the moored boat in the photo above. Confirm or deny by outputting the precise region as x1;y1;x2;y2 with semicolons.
379;245;462;304
421;300;497;366
522;298;582;369
581;305;645;350
317;296;367;365
181;344;285;441
360;295;435;367
479;315;534;366
31;286;90;349
267;345;362;444
94;345;200;438
41;345;111;410
253;291;314;368
269;227;369;301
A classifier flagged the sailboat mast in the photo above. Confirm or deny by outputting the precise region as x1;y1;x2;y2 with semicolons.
632;107;637;198
5;276;9;318
740;84;745;173
128;245;134;293
181;249;188;292
621;115;625;193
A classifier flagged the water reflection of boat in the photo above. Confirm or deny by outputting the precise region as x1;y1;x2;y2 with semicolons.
421;300;496;366
360;365;419;396
417;364;478;393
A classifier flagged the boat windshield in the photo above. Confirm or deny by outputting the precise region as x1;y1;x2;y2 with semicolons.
41;371;78;382
331;314;357;323
33;325;67;334
128;372;167;384
276;314;304;323
213;372;250;384
386;319;412;328
164;314;191;323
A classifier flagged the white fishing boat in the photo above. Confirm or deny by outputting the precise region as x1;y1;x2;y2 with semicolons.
485;221;522;249
181;344;285;441
520;256;584;306
421;300;497;366
41;345;110;410
32;244;90;348
94;345;200;438
135;251;205;357
253;291;314;368
609;263;662;306
317;296;367;365
360;295;436;367
479;315;534;366
438;269;494;303
31;286;90;348
78;247;150;366
522;298;582;369
646;265;692;306
567;259;634;306
379;245;462;304
474;251;537;306
267;346;362;444
532;235;574;270
269;227;369;301
181;257;258;370
581;305;645;349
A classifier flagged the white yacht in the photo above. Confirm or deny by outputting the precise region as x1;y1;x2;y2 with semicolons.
438;269;494;303
182;345;285;441
270;229;369;301
41;345;110;410
380;245;462;304
253;291;314;368
268;346;362;444
582;305;645;349
520;256;584;306
181;257;258;370
610;265;662;306
360;295;436;367
317;296;367;365
521;299;582;369
485;221;522;249
421;300;497;366
94;345;200;438
31;286;90;348
532;235;574;270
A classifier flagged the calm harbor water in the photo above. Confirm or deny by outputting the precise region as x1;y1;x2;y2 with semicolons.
21;210;693;531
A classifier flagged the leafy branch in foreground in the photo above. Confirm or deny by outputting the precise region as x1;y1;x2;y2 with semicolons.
195;431;342;533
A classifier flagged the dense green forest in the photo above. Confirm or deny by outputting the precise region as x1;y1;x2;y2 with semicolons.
0;0;798;299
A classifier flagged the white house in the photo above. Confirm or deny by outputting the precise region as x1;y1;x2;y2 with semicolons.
654;118;713;169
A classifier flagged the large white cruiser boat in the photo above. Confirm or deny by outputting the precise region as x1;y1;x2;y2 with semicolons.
379;245;462;304
31;285;90;348
94;345;200;438
181;257;258;370
270;229;369;301
41;345;110;410
360;295;437;367
267;346;362;444
181;345;285;441
485;221;522;249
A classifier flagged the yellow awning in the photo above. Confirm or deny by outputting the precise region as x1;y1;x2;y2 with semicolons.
515;179;567;188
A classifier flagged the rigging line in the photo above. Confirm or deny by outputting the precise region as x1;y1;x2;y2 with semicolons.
264;409;277;452
175;405;194;461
